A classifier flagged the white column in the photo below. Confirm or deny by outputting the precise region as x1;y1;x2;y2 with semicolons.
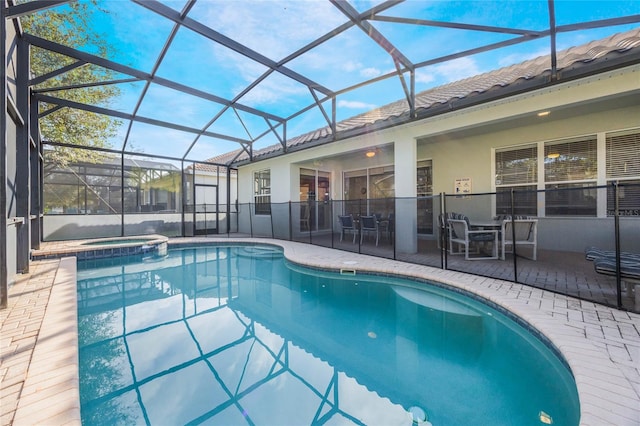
394;137;418;253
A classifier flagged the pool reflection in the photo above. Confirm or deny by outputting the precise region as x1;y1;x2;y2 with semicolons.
78;245;579;426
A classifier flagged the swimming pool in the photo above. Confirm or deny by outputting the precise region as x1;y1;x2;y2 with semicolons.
77;244;580;425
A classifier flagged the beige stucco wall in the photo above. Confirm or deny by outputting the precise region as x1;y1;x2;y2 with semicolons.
418;102;640;196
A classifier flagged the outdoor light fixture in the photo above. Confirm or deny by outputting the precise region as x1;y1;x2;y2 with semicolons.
547;152;560;159
537;111;551;117
366;150;376;158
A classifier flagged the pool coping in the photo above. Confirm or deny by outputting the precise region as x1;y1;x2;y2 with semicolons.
12;257;80;425
14;237;640;425
30;234;169;261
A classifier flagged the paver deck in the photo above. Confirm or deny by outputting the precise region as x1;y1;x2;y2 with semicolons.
2;237;639;425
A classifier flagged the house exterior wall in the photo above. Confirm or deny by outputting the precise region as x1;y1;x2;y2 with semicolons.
193;171;237;234
193;171;237;207
236;65;640;253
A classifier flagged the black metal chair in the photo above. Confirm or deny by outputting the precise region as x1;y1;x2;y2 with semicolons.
360;215;380;246
338;214;357;243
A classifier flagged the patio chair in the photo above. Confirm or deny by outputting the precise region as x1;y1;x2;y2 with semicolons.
374;213;394;244
584;247;640;263
385;213;394;242
447;218;499;260
593;257;640;307
501;218;538;260
360;215;380;246
338;214;357;243
300;204;310;231
438;212;458;250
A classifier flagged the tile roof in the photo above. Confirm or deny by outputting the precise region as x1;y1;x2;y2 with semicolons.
188;160;239;173
205;28;640;167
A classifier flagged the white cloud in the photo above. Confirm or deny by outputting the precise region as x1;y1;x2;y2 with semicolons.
337;100;377;110
238;73;308;107
127;124;194;157
415;70;435;84
195;1;356;108
200;1;345;62
360;67;382;78
433;57;481;83
342;60;363;73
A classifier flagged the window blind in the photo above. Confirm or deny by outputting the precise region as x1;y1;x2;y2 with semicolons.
544;137;597;182
606;131;640;179
607;180;640;216
495;146;537;185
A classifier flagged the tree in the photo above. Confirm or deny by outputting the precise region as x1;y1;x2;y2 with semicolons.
20;0;122;167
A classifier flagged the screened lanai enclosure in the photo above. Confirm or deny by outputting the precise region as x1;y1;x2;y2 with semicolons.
42;144;237;240
3;0;640;308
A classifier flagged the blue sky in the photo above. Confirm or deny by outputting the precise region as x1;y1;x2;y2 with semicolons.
36;0;640;161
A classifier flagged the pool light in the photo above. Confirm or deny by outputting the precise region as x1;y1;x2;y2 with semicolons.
539;411;553;424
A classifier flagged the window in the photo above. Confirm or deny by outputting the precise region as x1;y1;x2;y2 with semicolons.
495;146;537;186
606;130;640;216
495;186;538;216
254;169;271;215
495;130;640;217
606;180;640;216
544;137;597;216
495;146;537;215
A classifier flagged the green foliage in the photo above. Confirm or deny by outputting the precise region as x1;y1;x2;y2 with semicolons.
20;0;122;166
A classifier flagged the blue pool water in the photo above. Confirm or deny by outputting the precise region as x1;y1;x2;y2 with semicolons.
77;245;580;426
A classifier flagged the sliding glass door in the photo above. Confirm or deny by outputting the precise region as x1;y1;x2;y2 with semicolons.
300;168;331;231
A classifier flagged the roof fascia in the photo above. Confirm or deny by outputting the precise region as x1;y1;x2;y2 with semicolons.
557;49;640;79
